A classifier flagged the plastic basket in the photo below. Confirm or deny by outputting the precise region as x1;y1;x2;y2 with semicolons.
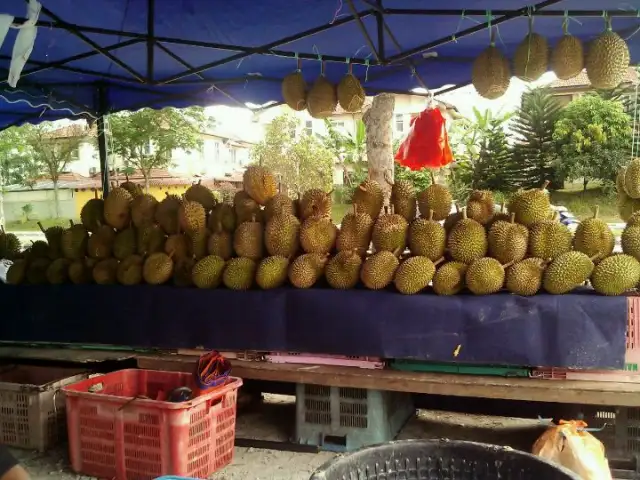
296;384;414;452
0;365;87;451
309;439;582;480
63;369;242;480
267;352;384;369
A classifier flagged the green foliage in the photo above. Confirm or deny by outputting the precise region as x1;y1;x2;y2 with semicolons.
553;95;632;191
394;164;432;192
108;107;209;190
320;119;366;187
0;127;40;189
21;203;33;221
510;88;562;189
251;113;334;195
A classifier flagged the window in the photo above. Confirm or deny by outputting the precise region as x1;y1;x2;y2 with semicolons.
395;114;404;133
143;142;152;155
231;149;237;164
304;120;313;136
214;141;220;161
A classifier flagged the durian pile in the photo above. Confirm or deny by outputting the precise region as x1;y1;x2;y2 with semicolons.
472;16;630;100
5;164;640;297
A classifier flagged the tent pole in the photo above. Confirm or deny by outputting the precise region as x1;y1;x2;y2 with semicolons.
375;0;385;62
96;85;110;197
345;0;381;62
147;0;155;84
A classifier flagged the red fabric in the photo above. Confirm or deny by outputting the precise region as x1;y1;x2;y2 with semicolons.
395;106;454;170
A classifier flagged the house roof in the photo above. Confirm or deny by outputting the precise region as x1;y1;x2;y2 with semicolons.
548;67;639;90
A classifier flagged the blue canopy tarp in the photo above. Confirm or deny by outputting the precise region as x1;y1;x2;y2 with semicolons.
0;0;638;128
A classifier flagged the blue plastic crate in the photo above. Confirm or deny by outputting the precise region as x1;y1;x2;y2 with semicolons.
295;384;414;452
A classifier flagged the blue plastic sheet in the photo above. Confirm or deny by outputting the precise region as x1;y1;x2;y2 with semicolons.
0;285;626;368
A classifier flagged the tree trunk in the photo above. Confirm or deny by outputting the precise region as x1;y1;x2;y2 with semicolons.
53;180;60;218
363;94;395;206
583;178;589;193
144;171;150;193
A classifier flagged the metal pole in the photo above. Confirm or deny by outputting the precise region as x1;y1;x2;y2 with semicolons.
375;0;385;62
96;85;110;197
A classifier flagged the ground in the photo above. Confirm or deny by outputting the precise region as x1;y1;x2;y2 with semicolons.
11;395;546;480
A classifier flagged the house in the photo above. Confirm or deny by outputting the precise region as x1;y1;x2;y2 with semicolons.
547;67;639;106
2;168;243;224
253;94;460;184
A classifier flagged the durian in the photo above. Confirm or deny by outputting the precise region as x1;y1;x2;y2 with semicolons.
87;225;116;259
528;211;572;260
0;227;21;260
513;30;549;82
282;71;307;111
173;258;195;287
117;255;144;285
188;228;209;261
390;179;417;223
93;258;119;285
143;252;174;285
256;256;290;290
155;192;182;235
307;76;337;119
394;256;442;295
192;255;226;289
233;216;264;260
551;34;584;80
465;257;510;295
26;258;50;285
208;223;234;260
209;202;237;233
265;212;301;257
299;189;332;220
178;198;206;234
543;251;595;294
68;259;93;285
337;73;365;113
447;207;488;264
80;190;105;232
591;254;640;296
360;250;400;290
234;191;263;224
165;233;190;260
488;213;529;265
264;193;295;221
417;172;452;221
433;261;467;296
223;257;256;290
243;165;277;205
507;181;552;227
408;210;446;261
336;205;373;255
119;176;143;198
352;179;384;219
185;179;217;211
472;44;511;100
137;224;166;256
505;258;546;296
624;158;640;199
371;207;408;253
325;249;362;290
289;253;328;288
131;194;159;228
61;220;88;260
103;186;133;230
573;206;614;263
466;190;494;225
586;29;630;90
113;227;137;260
6;260;27;285
37;222;63;259
46;258;71;285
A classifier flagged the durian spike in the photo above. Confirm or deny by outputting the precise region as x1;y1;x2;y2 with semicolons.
428;209;434;221
434;257;445;267
593;205;600;219
461;206;468;220
37;221;46;234
541;180;551;191
509;212;516;224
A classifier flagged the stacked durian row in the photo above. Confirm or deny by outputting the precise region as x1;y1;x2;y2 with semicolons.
4;163;640;296
472;19;630;100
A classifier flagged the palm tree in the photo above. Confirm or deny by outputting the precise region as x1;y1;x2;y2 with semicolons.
320;119;367;186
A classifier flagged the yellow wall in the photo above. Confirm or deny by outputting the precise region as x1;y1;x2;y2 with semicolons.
73;184;190;219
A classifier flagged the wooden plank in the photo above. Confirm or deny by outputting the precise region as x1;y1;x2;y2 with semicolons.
137;354;640;407
0;346;136;363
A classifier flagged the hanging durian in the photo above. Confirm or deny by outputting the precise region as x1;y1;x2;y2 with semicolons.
586;15;630;90
551;18;584;80
513;16;549;82
282;64;307;112
337;64;365;113
471;29;511;100
307;65;337;119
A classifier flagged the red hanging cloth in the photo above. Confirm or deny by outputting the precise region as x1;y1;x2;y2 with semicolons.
395;106;454;170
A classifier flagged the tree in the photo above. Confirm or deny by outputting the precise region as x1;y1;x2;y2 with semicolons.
20;123;88;218
320;119;366;186
553;95;632;191
510;88;562;189
108;107;209;191
251;113;334;195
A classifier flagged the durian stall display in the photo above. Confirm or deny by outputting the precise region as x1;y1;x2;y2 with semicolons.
4;162;640;298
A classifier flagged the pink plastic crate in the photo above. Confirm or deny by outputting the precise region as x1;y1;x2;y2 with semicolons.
266;352;384;369
63;369;242;480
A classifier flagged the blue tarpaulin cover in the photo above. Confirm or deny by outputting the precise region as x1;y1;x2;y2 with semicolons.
0;0;637;128
0;285;626;368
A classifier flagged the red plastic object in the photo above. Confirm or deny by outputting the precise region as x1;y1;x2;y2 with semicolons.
395;106;454;170
63;369;242;480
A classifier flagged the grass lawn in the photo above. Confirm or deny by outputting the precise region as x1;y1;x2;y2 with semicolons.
5;218;73;232
549;185;619;224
